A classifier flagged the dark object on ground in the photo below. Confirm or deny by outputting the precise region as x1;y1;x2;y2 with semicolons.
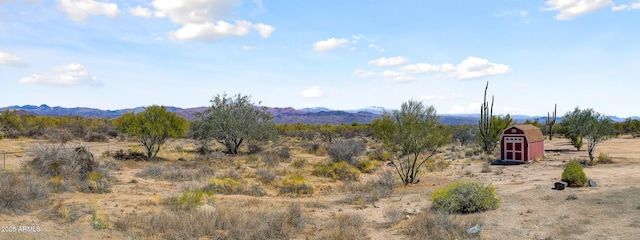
588;179;598;187
554;181;567;190
491;160;524;165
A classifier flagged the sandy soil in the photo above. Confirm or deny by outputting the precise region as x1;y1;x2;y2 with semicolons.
1;137;639;239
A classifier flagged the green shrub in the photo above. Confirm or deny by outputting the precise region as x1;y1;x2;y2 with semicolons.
561;161;588;187
597;152;614;164
430;181;500;214
292;157;307;169
279;173;314;195
312;161;360;181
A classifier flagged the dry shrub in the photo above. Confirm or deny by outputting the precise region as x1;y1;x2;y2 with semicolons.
480;162;492;173
26;144;98;180
312;161;360;181
115;201;303;239
355;159;376;173
256;168;277;184
342;169;395;204
424;158;450;172
279;173;314;195
0;171;49;214
320;213;368;240
327;139;366;165
384;206;405;226
597;152;614;164
292;157;307;169
403;211;481;239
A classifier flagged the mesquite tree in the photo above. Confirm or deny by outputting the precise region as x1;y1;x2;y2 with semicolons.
561;107;616;163
191;93;278;154
114;105;189;160
372;100;451;185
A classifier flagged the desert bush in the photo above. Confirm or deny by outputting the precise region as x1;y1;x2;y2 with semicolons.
256;168;277;184
205;177;246;195
246;183;267;197
247;143;263;154
430;181;500;214
26;144;97;180
320;213;368;240
384;207;405;226
424;158;450;172
84;132;109;142
597;152;614;164
292;157;306;169
480;162;492;173
279;173;314;195
78;171;111;193
403;210;481;239
0;171;49;214
368;147;391;161
355;158;376;173
48;176;73;193
261;152;281;168
327;139;366;165
312;161;360;181
342;169;395;204
302;142;321;154
163;188;214;211
273;146;291;161
315;146;328;156
561;161;588;187
91;210;111;229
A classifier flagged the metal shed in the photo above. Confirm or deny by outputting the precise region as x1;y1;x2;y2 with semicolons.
500;124;545;162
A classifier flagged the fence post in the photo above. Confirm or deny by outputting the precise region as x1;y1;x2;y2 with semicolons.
3;151;5;170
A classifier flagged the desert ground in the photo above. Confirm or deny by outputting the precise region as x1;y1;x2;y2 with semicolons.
1;136;639;240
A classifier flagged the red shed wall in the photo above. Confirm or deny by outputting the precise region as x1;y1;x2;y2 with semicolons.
529;141;545;160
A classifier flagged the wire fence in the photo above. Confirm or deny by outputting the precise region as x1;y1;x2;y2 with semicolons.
1;142;135;171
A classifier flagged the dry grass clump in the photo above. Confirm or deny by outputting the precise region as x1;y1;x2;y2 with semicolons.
342;169;396;204
319;213;368;240
312;161;360;181
424;158;451;172
279;173;314;195
596;152;614;164
256;168;277;184
0;171;49;214
403;211;481;239
115;201;304;240
292;157;307;168
383;206;405;226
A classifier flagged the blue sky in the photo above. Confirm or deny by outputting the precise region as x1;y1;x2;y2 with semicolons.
1;0;639;117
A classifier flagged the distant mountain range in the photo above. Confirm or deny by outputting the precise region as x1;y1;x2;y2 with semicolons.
1;104;636;125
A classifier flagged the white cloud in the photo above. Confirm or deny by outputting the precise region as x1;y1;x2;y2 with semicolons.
301;86;323;98
0;51;28;67
170;21;253;41
399;63;440;73
129;6;152;18
152;0;273;41
353;69;376;79
58;0;120;22
368;56;408;67
450;102;481;114
382;70;414;83
543;0;612;20
314;38;349;52
612;1;640;10
152;0;240;24
253;23;275;38
400;57;511;80
19;63;102;87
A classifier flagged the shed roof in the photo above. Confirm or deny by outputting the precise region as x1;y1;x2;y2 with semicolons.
510;124;545;142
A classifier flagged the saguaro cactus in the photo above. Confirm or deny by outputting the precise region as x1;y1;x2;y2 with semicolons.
479;82;495;154
546;104;557;140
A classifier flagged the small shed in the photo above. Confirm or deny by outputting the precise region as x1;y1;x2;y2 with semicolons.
500;124;544;162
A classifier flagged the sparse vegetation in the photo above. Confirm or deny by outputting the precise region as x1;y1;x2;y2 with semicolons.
279;173;314;195
403;210;481;239
0;171;49;214
327;139;366;165
312;161;360;181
